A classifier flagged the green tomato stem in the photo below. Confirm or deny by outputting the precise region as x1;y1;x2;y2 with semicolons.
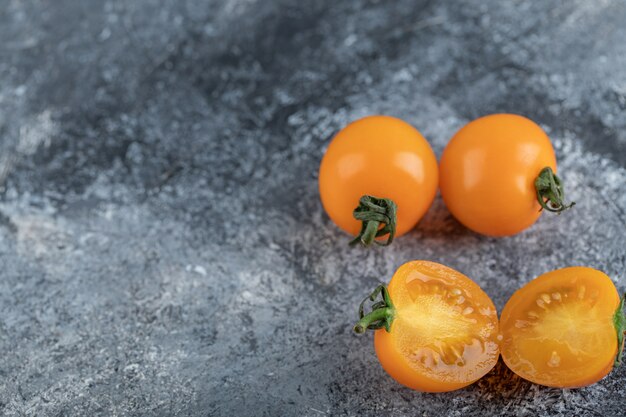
353;284;396;334
349;195;397;247
534;166;575;213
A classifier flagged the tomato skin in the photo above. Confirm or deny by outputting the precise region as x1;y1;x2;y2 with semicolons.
319;116;438;238
439;114;557;236
373;261;500;392
500;267;620;388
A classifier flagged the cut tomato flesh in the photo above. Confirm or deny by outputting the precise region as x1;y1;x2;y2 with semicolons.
379;262;500;389
395;278;493;368
500;267;620;388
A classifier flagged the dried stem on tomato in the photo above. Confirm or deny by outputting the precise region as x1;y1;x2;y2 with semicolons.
354;284;395;333
534;167;575;213
350;195;397;247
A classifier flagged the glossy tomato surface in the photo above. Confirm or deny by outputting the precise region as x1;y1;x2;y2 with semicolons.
439;114;557;236
319;116;438;238
500;267;620;388
374;261;500;392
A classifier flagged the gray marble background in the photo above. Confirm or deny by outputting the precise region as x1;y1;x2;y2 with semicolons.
1;1;625;416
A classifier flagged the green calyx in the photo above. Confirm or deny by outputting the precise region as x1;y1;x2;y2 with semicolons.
353;284;395;334
613;293;626;366
534;167;575;213
350;195;397;247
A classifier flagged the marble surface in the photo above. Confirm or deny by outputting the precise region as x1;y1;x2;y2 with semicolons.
1;1;625;416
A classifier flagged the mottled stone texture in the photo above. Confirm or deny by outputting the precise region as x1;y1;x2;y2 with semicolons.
0;1;625;416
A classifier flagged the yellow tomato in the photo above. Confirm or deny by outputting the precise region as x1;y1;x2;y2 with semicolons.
500;266;624;388
319;116;438;245
354;261;500;392
439;114;573;236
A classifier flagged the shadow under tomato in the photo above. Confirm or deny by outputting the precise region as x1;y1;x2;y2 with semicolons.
405;196;477;241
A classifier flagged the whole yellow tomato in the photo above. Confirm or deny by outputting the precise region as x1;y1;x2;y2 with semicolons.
439;114;574;236
319;116;438;246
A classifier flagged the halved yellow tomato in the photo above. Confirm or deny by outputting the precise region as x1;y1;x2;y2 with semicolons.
500;266;624;388
354;261;500;392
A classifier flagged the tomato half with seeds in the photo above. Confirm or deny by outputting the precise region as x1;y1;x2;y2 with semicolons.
354;261;500;392
319;115;438;246
500;266;626;388
439;114;574;237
